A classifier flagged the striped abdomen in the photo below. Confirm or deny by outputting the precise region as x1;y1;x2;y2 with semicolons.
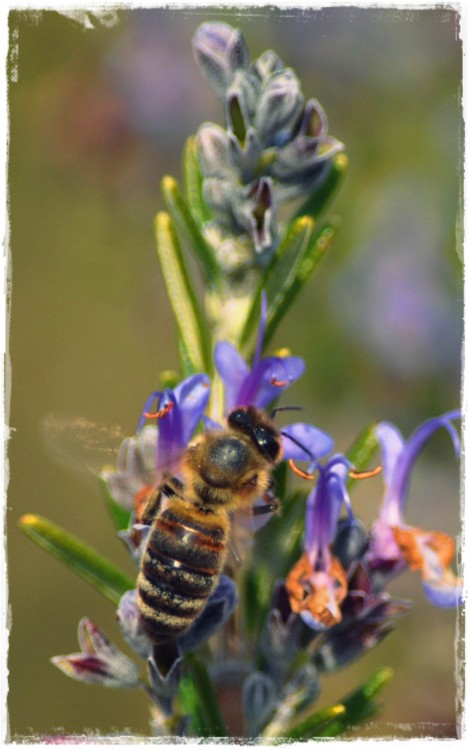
137;504;228;644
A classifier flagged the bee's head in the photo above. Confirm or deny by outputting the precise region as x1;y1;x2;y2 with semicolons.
227;406;282;463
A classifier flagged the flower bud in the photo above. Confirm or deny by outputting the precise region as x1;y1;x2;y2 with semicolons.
271;135;344;201
233;177;277;254
196;122;233;179
51;618;141;689
192;22;249;101
253;49;285;82
225;70;259;139
254;69;304;148
242;671;277;736
301;98;329;138
117;589;151;659
314;619;395;673
178;574;238;652
332;518;369;570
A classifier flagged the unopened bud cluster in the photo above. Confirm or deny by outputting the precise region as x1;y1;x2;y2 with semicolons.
193;22;343;276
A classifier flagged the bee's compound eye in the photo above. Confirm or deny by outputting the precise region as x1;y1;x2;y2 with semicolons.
254;427;280;461
228;409;251;429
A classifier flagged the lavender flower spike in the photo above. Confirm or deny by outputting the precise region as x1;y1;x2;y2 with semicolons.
368;410;462;607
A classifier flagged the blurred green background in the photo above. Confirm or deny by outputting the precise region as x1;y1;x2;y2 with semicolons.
7;6;462;739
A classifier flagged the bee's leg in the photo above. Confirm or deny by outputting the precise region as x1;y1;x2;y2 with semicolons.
229;538;242;566
252;494;280;515
139;488;162;524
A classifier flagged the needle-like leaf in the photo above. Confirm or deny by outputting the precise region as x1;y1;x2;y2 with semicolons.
263;222;335;348
161;175;220;287
346;421;380;488
240;216;314;351
184;135;212;225
294;152;348;221
316;667;393;737
179;653;228;737
155;211;212;375
19;514;134;606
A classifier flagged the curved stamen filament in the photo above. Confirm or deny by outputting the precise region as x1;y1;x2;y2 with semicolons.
349;465;382;480
271;377;289;387
143;402;174;420
288;458;316;480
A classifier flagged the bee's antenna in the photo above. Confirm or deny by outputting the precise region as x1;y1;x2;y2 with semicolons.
280;430;315;461
271;405;303;419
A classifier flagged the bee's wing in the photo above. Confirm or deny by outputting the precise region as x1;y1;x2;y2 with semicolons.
41;413;182;490
227;493;279;567
41;414;127;481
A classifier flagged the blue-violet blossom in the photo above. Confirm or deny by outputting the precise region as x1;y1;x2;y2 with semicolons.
285;457;355;630
368;410;462;607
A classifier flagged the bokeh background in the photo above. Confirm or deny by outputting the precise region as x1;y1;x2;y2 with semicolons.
6;5;463;740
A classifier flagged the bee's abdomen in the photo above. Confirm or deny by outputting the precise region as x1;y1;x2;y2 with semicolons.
137;506;227;644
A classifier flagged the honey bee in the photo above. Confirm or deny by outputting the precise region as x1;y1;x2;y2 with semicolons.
136;405;283;645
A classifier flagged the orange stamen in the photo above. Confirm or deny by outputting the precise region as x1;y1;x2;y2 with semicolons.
288;458;316;480
271;377;288;387
143;402;174;420
349;465;382;480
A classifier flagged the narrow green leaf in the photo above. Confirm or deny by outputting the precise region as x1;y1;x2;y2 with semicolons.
155;211;212;374
104;494;132;532
242;566;267;635
161;175;220;287
346;421;380;488
317;667;393;737
316;703;380;738
179;653;228;737
294;152;348;221
179;672;206;736
184;135;212;225
240;216;314;351
19;514;134;605
178;336;199;378
263;223;335;348
284;703;346;740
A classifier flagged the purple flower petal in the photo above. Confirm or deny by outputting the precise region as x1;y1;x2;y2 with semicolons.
386;410;461;517
375;422;405;487
235;355;305;409
173;373;211;443
422;576;463;608
214;340;249;411
281;423;333;466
